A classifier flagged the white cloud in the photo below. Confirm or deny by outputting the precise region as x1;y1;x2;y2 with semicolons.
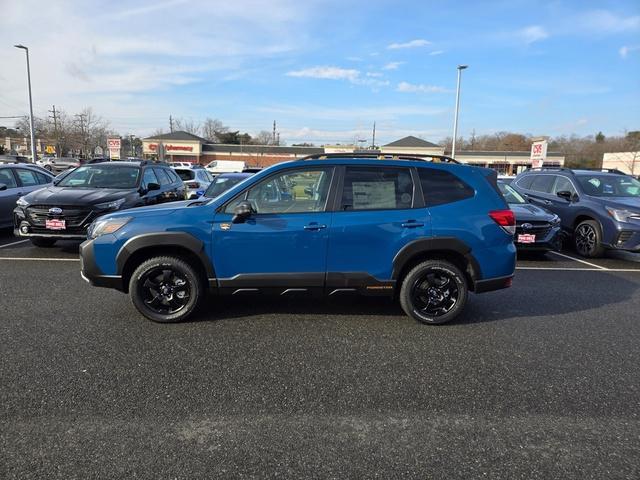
387;39;431;49
578;10;640;33
619;45;640;58
287;66;360;82
429;50;444;56
396;82;449;94
382;62;404;70
366;72;383;77
518;25;549;45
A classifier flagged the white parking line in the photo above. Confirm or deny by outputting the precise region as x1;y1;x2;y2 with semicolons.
0;239;29;249
0;257;79;262
516;266;640;272
548;251;608;270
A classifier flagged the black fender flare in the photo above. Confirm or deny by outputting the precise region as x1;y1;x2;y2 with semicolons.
391;237;481;282
116;232;215;279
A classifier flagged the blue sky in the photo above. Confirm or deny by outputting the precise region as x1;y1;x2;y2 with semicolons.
1;0;639;145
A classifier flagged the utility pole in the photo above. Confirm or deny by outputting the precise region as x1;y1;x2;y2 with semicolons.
169;115;174;133
371;121;376;149
273;120;277;144
48;105;59;157
451;64;468;159
75;113;87;158
14;45;37;163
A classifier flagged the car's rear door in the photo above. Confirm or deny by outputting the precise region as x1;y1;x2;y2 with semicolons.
325;165;429;289
212;166;335;292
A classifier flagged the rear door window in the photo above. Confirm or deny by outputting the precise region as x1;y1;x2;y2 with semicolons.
340;167;413;211
418;168;474;206
0;169;18;188
15;168;39;187
530;175;555;193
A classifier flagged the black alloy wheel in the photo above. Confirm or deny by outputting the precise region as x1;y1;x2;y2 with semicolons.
130;256;203;323
574;220;604;258
400;260;468;325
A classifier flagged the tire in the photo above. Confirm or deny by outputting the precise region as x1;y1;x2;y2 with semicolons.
30;237;57;247
399;259;468;325
574;220;604;258
129;256;203;323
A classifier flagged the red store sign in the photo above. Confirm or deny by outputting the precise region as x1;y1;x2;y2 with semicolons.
148;143;194;152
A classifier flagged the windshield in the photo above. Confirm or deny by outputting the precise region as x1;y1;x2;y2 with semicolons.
204;176;247;198
576;175;640;198
175;169;195;181
498;182;526;204
56;165;140;189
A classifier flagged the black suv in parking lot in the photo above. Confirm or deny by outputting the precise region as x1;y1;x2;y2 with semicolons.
14;161;186;247
512;167;640;257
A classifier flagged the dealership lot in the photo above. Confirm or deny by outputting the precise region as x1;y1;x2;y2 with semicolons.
1;231;640;479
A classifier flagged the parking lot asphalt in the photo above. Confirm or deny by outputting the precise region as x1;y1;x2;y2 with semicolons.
1;230;640;479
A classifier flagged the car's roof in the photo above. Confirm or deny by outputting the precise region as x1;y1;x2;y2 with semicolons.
216;172;253;178
571;170;624;176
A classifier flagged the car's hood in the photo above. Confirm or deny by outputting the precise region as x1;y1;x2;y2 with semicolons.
509;203;556;222
600;197;640;211
22;186;134;205
101;199;201;221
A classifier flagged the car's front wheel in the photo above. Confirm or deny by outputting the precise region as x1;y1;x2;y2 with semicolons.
399;259;468;325
574;220;604;258
30;237;57;248
129;256;203;323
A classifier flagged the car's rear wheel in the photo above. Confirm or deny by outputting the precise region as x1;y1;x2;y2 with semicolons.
399;260;468;325
30;237;57;247
574;220;604;258
129;256;203;323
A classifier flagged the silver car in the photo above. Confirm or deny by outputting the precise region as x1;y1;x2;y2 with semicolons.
37;156;80;174
174;166;214;199
0;164;54;228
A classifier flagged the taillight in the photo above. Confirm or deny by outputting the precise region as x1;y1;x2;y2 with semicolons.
187;182;200;188
489;209;516;235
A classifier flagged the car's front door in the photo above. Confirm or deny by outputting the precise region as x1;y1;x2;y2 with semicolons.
212;166;335;292
140;168;164;205
548;175;579;230
325;165;429;290
0;168;21;228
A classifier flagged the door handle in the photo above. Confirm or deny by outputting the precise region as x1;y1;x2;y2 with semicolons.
303;223;327;231
543;200;552;205
401;220;425;228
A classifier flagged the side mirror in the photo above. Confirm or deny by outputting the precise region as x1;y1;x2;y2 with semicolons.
0;183;7;191
556;190;573;201
232;200;254;223
147;182;161;191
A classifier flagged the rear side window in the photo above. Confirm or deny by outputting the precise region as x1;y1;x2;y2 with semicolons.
0;169;17;188
341;167;413;210
418;168;474;206
530;175;555;193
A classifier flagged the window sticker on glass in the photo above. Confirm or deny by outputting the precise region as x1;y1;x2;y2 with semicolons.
352;181;396;209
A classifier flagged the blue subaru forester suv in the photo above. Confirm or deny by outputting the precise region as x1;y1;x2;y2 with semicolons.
79;154;517;324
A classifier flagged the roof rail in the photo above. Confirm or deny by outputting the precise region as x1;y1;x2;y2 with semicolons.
527;166;572;172
527;166;628;175
297;152;460;164
575;167;627;175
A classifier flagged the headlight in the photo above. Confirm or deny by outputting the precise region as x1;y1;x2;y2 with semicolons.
606;207;640;223
550;214;561;225
16;197;29;208
94;198;126;211
87;217;132;239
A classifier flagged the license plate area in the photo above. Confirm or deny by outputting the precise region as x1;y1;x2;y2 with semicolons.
517;233;536;244
45;219;66;230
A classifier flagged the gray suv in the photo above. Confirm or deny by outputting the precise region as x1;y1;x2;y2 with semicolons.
512;168;640;257
0;164;54;228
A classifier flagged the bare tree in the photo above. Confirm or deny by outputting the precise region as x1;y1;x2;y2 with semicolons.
173;118;201;136
251;130;275;145
201;118;228;142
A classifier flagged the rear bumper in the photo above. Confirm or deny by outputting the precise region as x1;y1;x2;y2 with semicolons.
79;239;125;291
473;275;513;293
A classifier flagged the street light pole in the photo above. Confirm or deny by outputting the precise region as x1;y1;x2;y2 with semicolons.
451;64;468;159
14;44;37;163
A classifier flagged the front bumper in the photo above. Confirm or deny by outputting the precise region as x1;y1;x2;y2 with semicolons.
14;206;95;240
609;227;640;252
79;239;124;291
514;224;562;252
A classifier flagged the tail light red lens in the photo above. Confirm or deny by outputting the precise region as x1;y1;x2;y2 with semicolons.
489;209;516;235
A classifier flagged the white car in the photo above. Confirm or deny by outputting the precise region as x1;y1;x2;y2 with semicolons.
205;160;246;175
169;161;194;168
174;166;214;199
